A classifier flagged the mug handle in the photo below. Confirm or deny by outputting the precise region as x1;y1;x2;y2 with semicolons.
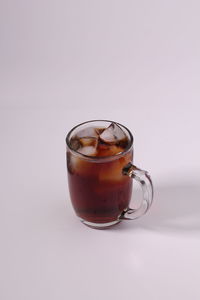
120;163;154;220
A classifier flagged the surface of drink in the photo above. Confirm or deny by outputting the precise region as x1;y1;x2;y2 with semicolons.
67;122;133;224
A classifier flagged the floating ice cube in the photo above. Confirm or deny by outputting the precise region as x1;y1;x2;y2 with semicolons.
68;152;89;174
76;126;98;138
98;160;124;181
98;152;132;181
70;137;81;151
97;144;124;157
78;146;97;156
69;154;80;171
79;137;98;148
99;122;126;144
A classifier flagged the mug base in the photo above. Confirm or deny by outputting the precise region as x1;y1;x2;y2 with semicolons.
80;219;121;229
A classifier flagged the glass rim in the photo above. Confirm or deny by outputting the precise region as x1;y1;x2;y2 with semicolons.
66;119;134;161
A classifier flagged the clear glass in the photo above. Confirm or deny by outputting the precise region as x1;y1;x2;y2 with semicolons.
66;120;153;229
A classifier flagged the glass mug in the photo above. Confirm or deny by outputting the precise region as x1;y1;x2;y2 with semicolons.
66;120;153;229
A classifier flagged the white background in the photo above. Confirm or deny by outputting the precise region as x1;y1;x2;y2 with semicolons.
1;1;200;299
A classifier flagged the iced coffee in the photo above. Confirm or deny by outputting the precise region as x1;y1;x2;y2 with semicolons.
67;122;133;224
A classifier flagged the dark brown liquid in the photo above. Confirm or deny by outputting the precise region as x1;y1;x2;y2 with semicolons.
67;126;133;223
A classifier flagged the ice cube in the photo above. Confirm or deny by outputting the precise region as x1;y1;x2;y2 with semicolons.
98;152;132;182
98;160;124;181
68;152;90;174
70;137;81;151
99;122;126;144
97;144;124;157
76;126;98;139
78;146;97;156
79;137;98;148
68;154;80;171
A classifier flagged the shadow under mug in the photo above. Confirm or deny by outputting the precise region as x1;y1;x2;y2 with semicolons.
66;120;153;229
